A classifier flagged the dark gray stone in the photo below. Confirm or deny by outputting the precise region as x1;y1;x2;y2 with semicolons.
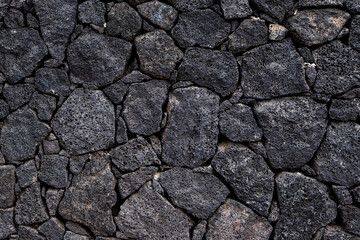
45;188;64;216
121;70;151;84
115;182;194;239
333;185;353;205
0;99;9;119
162;87;219;168
110;137;160;172
228;18;268;53
250;0;294;22
286;9;350;46
52;89;115;155
241;40;308;99
16;160;37;188
69;154;89;175
0;107;51;162
220;0;252;19
167;0;215;11
4;8;24;28
323;225;360;240
345;0;360;13
29;92;57;121
314;122;360;187
219;103;263;142
3;83;35;110
64;232;90;240
297;47;314;63
18;226;45;240
0;165;15;208
206;199;273;240
313;41;360;95
106;2;142;41
212;143;274;216
15;182;49;225
340;205;360;236
171;9;230;48
122;80;169;136
192;220;207;240
103;80;128;105
353;186;360;205
65;221;91;238
26;13;39;28
350;15;360;52
137;1;178;30
38;155;68;188
38;217;65;240
43;139;60;155
159;167;229;219
68;31;132;88
275;172;337;240
254;97;327;169
330;99;360;121
177;48;238;97
269;23;288;41
299;0;344;6
35;68;71;96
59;151;117;236
78;0;105;26
118;166;157;199
116;117;128;145
0;208;16;240
135;30;183;79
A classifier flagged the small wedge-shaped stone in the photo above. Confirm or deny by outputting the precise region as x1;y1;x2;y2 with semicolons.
0;165;15;208
38;155;69;189
212;143;274;216
35;68;71;96
159;167;229;219
59;152;117;236
206;199;273;240
137;1;178;30
162;87;219;168
274;172;337;240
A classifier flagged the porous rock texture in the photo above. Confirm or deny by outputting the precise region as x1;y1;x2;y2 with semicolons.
1;0;359;239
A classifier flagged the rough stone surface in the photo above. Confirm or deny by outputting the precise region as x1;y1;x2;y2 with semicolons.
46;189;64;216
0;107;51;162
250;0;294;22
103;80;128;105
178;48;238;97
314;122;360;187
220;0;252;19
115;182;194;239
332;185;353;205
346;0;360;13
137;1;178;30
78;0;105;26
122;80;169;136
0;99;9;119
299;0;344;6
212;143;274;216
254;97;327;169
0;165;15;208
275;172;337;240
172;9;230;49
330;99;360;121
350;15;360;52
0;208;16;240
59;151;117;236
339;205;360;236
29;92;57;121
3;83;34;111
286;9;350;46
269;24;288;41
162;87;219;168
167;0;215;11
64;231;90;240
206;199;273;240
38;155;68;188
116;117;128;145
38;217;66;240
68;31;132;88
323;225;360;240
35;68;71;96
159;167;229;219
241;40;309;99
18;226;45;240
52;89;115;155
16;160;37;188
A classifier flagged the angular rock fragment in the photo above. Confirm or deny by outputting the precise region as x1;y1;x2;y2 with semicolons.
106;2;142;41
110;137;160;172
59;152;117;236
43;139;60;155
135;30;183;79
38;155;68;188
35;68;71;96
29;92;57;121
323;225;360;240
0;165;15;208
38;217;66;240
116;117;128;145
228;18;268;53
162;87;219;168
18;226;45;240
167;0;215;11
254;97;327;169
34;0;77;60
314;122;360;187
68;31;132;88
299;0;344;7
103;80;128;105
122;80;169;136
3;83;35;110
330;99;360;121
275;172;337;239
4;8;24;28
121;70;152;84
220;0;252;19
52;89;115;155
172;9;230;48
0;208;16;240
64;231;90;240
46;188;64;216
192;220;207;240
0;100;9;119
241;40;308;99
269;24;288;41
332;185;353;205
78;0;105;26
178;48;238;97
345;0;360;13
313;41;360;95
219;103;263;142
206;199;273;240
115;182;194;239
250;0;294;22
16;160;37;188
159;167;229;219
0;28;47;84
15;182;49;225
350;15;360;52
1;107;51;162
137;1;178;30
286;9;350;46
339;205;360;236
212;143;274;216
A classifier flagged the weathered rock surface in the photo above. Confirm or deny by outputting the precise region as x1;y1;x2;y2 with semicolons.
59;152;117;236
0;208;16;239
16;160;37;188
269;24;288;41
323;225;360;240
159;167;229;219
220;0;252;19
254;97;327;169
1;107;51;162
329;99;360;121
68;31;132;88
38;155;68;188
250;0;294;22
212;143;274;216
350;15;360;52
339;205;360;236
241;40;309;99
206;199;273;240
38;217;66;240
162;87;219;168
0;165;15;208
3;83;34;111
46;189;64;216
103;80;128;105
137;1;178;30
35;68;71;96
52;89;115;155
115;182;194;239
314;122;360;187
345;0;360;13
178;48;238;97
78;0;105;26
167;0;215;11
299;0;344;7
